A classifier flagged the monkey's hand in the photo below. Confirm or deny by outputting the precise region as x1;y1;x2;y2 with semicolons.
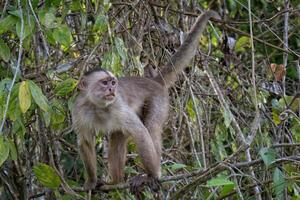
130;175;161;199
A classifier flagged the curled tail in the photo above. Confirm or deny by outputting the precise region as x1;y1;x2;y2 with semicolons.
153;10;220;88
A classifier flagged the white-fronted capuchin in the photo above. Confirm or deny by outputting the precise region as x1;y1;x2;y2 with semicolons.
72;10;220;190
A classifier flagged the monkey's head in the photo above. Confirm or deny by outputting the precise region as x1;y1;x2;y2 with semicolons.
78;69;118;107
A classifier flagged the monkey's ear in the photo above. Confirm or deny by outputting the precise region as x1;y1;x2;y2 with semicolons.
78;77;88;91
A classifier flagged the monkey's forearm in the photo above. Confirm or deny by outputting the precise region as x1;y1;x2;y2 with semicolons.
78;139;97;189
79;144;96;178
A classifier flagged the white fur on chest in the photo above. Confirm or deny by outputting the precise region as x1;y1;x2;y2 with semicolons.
92;109;119;134
76;96;135;136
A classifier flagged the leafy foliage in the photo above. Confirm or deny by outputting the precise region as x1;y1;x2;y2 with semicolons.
0;0;300;200
33;163;61;189
0;136;9;167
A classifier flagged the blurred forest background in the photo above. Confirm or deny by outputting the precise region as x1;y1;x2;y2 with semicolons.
0;0;300;199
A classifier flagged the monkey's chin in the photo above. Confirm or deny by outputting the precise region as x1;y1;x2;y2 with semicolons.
104;94;115;101
104;99;115;106
97;97;116;108
90;97;115;108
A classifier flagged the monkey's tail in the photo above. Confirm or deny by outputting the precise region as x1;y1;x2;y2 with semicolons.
153;10;220;88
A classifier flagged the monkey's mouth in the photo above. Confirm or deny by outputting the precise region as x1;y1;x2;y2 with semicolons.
104;93;115;101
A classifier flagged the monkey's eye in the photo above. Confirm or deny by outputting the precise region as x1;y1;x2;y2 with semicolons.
102;80;108;85
112;80;116;85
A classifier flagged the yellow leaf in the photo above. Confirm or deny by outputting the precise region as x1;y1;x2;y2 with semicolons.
272;110;281;126
19;81;31;113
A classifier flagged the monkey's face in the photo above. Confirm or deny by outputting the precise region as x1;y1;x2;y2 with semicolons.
79;71;118;107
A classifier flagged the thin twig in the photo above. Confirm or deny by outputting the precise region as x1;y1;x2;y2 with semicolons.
282;0;290;96
246;0;262;198
0;0;9;19
48;137;85;199
203;62;245;144
28;0;49;56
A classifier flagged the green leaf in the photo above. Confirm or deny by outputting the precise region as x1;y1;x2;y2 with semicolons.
8;10;22;18
273;168;286;200
49;99;66;125
186;99;196;121
206;176;234;187
19;81;31;113
0;38;11;62
279;96;299;112
16;16;35;40
0;136;10;167
271;99;281;110
8;140;17;161
8;84;22;121
291;119;300;142
0;15;17;34
0;78;12;92
272;110;281;126
223;108;233;128
52;26;72;46
54;78;78;97
30;0;39;9
219;184;235;197
52;0;62;7
28;81;49;112
0;79;12;119
12;119;26;137
60;194;74;200
167;163;187;171
33;163;61;189
44;12;57;28
235;36;250;52
45;29;56;45
115;37;127;63
101;51;122;75
70;0;81;11
287;66;299;80
43;111;51;128
103;0;112;12
39;9;57;29
259;147;276;167
93;15;108;33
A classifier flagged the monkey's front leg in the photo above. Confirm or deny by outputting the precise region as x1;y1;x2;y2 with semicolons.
78;134;97;190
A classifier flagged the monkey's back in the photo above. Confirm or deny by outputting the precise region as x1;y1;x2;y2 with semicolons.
118;76;169;117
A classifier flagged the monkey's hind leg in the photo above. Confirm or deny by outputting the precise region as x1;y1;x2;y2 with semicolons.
143;96;169;169
108;131;128;184
130;96;168;195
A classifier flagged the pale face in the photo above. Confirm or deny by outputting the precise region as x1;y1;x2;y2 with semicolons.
82;71;118;107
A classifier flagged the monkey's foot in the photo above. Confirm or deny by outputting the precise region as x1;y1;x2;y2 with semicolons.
83;180;97;191
130;175;161;199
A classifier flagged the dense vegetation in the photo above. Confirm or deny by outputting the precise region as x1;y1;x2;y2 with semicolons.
0;0;299;199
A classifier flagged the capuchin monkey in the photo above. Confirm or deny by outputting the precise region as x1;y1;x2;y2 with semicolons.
72;10;220;191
